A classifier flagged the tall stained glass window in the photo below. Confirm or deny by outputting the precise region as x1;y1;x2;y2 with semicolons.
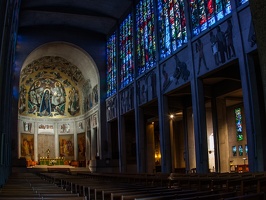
107;33;117;97
190;0;232;36
157;0;187;59
119;14;134;89
235;107;244;141
136;0;156;75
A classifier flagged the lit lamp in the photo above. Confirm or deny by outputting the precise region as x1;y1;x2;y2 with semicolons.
155;152;161;165
243;157;247;165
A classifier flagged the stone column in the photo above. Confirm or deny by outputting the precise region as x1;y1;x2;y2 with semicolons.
54;122;59;158
158;95;172;173
187;108;196;171
18;120;21;158
117;115;126;172
249;0;266;171
146;122;155;173
34;122;38;162
183;107;190;173
249;0;266;110
191;79;209;173
135;107;146;173
215;98;229;172
73;122;77;160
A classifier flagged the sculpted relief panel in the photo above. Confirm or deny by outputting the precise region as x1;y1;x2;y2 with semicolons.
106;96;117;121
137;70;157;105
161;53;191;93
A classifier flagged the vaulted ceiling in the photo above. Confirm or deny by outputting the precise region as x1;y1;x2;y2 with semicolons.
19;0;133;36
14;0;134;118
15;0;134;94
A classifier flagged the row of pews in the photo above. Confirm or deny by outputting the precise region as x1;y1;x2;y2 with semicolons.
0;172;86;200
1;171;266;200
39;171;266;200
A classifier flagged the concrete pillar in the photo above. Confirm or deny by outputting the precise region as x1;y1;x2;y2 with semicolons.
73;122;77;160
159;95;172;173
91;127;97;160
216;98;229;172
249;0;266;111
135;107;146;173
183;107;191;173
187;108;196;171
34;122;38;162
249;0;266;171
146;123;155;173
191;79;209;173
54;122;59;158
118;115;126;172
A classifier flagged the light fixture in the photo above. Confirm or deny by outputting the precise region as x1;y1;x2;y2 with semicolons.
243;157;247;165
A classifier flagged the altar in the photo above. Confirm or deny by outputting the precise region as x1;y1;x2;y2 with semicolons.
39;157;65;165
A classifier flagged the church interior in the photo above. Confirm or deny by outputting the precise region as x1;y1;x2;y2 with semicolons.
1;0;266;199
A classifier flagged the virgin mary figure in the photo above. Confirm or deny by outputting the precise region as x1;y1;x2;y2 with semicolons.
39;89;52;116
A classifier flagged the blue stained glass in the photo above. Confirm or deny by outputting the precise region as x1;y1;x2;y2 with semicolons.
224;0;231;15
235;107;244;141
119;14;134;89
239;0;248;6
157;0;187;59
106;33;117;97
190;0;232;37
136;0;156;75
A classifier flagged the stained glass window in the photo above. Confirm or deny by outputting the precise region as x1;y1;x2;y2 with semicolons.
158;0;187;59
190;0;232;36
245;144;248;155
107;33;117;97
232;146;237;156
238;0;248;6
238;145;243;156
119;14;134;89
136;0;156;75
235;107;243;141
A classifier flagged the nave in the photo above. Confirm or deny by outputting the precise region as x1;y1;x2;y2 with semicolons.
1;170;266;200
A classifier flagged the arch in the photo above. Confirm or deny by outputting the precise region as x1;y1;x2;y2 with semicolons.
21;41;100;87
17;42;101;163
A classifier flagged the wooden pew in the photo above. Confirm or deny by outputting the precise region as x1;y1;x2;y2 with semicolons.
223;192;265;200
121;189;196;200
256;176;266;193
93;184;169;200
47;167;70;174
0;172;84;200
134;190;214;200
196;191;237;200
0;198;87;200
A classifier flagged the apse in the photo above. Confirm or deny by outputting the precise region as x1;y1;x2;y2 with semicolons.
17;42;100;166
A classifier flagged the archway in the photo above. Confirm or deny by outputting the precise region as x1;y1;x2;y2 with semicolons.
17;42;100;168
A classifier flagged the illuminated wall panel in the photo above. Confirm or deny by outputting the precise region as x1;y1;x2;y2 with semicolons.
119;14;134;88
107;33;117;97
136;0;156;75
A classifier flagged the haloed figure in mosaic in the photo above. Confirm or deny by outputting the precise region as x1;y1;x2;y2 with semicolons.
39;89;52;116
52;82;65;106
